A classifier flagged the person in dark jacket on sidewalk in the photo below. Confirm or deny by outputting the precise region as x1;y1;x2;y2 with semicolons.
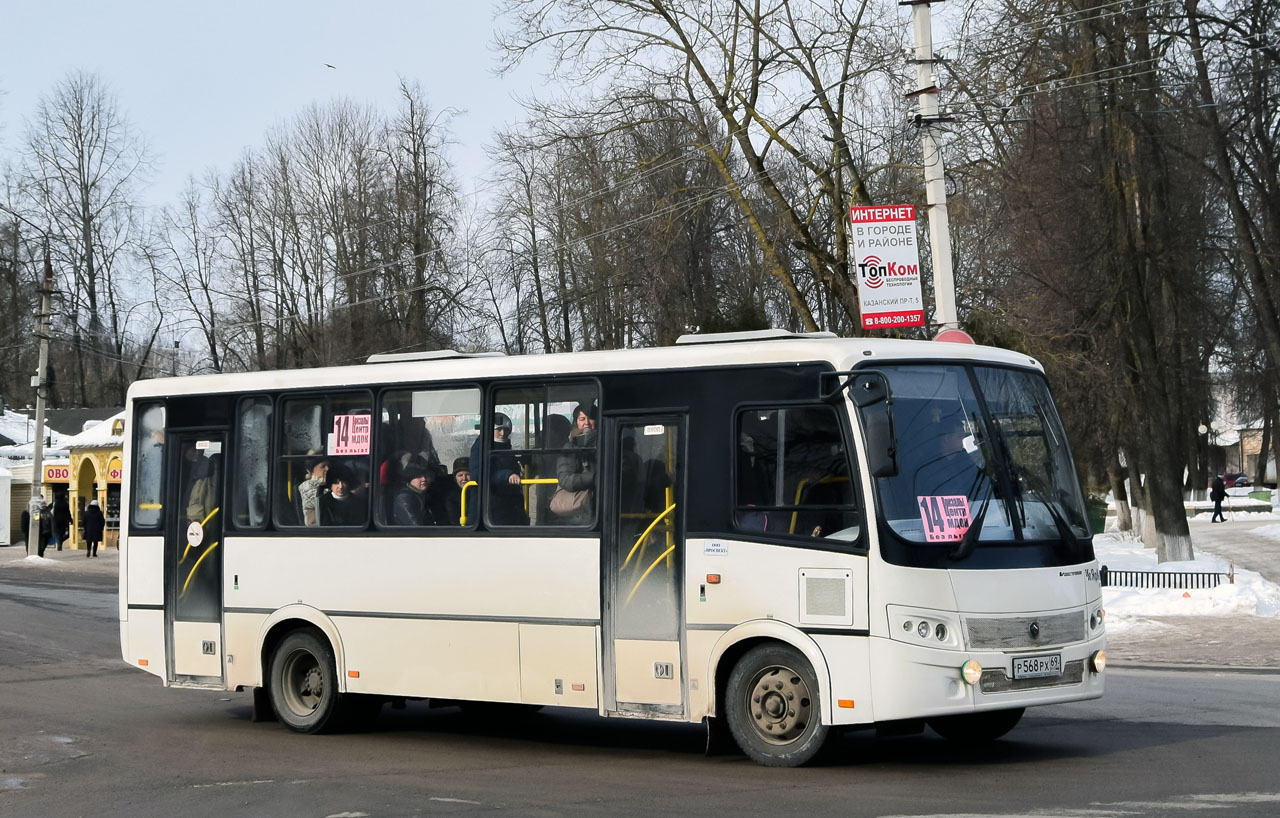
37;501;53;558
82;499;106;557
53;496;72;551
1210;475;1227;523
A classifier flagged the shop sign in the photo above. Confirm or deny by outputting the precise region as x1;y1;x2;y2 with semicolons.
44;464;72;482
107;458;124;482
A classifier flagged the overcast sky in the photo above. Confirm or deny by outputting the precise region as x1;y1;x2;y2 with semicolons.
0;1;548;208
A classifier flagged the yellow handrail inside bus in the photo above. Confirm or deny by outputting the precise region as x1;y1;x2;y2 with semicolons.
459;480;477;525
625;542;676;606
621;503;676;572
180;539;220;598
138;503;163;510
788;476;850;534
180;507;221;564
521;477;558;513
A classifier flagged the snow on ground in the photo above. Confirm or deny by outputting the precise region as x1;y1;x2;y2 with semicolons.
1094;533;1280;628
1189;509;1280;522
1251;524;1280;542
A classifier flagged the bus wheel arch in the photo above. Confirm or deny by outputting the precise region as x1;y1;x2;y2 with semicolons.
708;623;832;719
257;606;347;692
707;624;833;766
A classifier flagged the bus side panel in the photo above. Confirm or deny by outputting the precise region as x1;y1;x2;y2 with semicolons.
518;624;598;708
868;637;975;722
685;629;721;720
126;536;165;607
339;618;521;701
685;539;867;632
813;634;874;726
122;609;167;681
225;611;266;691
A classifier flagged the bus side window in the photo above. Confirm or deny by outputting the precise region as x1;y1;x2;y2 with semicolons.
273;394;372;529
489;383;598;529
378;386;481;528
733;406;860;542
233;397;272;529
131;403;166;529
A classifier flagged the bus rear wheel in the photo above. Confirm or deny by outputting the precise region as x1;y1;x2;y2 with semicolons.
269;630;342;734
725;644;829;767
928;708;1025;742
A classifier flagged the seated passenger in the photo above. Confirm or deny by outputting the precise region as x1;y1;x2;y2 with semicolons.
553;404;597;525
298;454;330;527
392;459;438;526
320;465;365;526
444;456;470;525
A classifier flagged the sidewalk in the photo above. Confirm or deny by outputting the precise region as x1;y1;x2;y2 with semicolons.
0;542;120;575
1103;518;1280;672
3;524;1278;670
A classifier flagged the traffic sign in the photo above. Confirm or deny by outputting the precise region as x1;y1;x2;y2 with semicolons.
934;328;975;344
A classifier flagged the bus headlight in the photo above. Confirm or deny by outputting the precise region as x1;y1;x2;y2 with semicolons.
961;659;983;685
888;606;963;649
1089;650;1106;674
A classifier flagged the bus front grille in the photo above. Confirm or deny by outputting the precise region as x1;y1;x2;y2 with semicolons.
963;612;1085;650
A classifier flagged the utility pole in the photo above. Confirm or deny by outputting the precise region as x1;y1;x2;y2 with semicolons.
27;245;53;557
905;0;958;332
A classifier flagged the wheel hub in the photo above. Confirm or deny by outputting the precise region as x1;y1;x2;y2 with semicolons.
748;666;811;745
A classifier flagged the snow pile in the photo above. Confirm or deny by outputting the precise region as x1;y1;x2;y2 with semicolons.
1095;533;1280;621
1251;524;1280;542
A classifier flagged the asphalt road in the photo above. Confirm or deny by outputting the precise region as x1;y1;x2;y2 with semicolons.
3;568;1279;818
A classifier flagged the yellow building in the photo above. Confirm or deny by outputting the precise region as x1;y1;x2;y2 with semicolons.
60;412;126;549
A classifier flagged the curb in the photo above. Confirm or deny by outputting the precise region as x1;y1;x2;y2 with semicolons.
1111;661;1280;675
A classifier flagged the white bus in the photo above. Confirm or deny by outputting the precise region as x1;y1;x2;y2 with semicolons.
119;329;1105;766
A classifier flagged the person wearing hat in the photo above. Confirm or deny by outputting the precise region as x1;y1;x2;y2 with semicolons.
82;498;106;557
443;456;471;524
392;457;438;526
320;464;366;526
469;412;528;526
298;453;330;527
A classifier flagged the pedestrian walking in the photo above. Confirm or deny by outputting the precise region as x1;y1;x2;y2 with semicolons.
53;495;72;550
1210;475;1227;523
82;499;105;558
37;501;53;558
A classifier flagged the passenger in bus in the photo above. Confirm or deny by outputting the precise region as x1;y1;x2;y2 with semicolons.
392;458;439;526
184;444;218;523
470;412;528;526
298;454;331;527
444;457;471;525
553;404;598;524
320;464;365;526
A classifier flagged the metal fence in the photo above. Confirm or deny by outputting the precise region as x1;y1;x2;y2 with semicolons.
1100;564;1233;589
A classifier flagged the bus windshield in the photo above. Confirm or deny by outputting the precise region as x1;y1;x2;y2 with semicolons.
864;363;1090;559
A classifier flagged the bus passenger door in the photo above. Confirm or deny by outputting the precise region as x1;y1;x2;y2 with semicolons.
166;433;226;685
604;416;685;717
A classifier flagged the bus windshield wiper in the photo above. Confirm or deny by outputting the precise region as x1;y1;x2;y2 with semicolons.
948;490;992;562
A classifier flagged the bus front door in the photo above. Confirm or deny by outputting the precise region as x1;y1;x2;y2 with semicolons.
604;416;685;717
166;434;225;685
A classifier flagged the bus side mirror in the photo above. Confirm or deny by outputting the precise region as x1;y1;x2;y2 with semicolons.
850;373;897;478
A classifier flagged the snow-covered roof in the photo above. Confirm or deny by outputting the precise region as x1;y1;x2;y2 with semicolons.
63;410;126;449
0;409;64;449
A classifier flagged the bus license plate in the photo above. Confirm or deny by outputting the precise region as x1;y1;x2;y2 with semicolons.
1012;653;1062;679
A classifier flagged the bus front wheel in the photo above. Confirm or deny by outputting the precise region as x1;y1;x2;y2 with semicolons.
928;707;1025;742
725;644;829;767
269;630;342;734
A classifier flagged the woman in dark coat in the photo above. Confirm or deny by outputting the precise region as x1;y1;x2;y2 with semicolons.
553;405;598;526
82;499;106;557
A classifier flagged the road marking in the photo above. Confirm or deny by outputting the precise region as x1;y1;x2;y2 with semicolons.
191;779;275;788
882;791;1280;817
430;797;482;805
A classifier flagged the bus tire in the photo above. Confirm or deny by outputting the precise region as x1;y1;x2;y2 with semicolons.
269;629;342;734
928;708;1025;742
725;643;829;767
